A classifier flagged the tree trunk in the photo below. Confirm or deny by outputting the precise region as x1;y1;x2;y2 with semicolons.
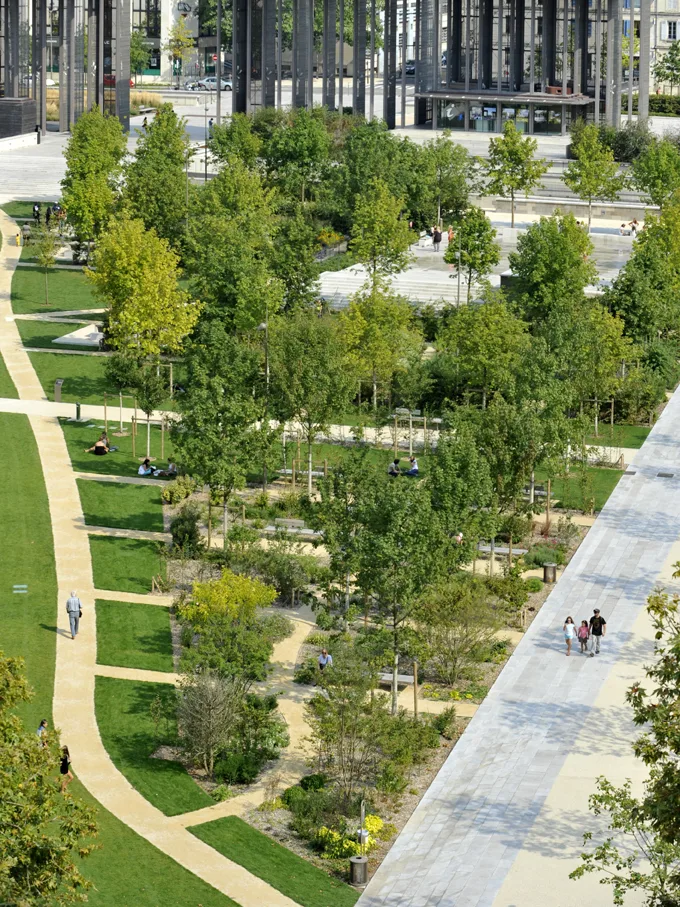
207;496;212;548
467;269;473;303
345;570;351;614
146;414;151;458
223;492;229;549
511;188;515;228
588;198;592;232
44;268;49;306
529;469;535;505
508;532;513;568
308;438;313;497
372;369;378;411
545;478;551;531
594;397;599;438
482;387;487;410
490;536;495;576
391;650;399;715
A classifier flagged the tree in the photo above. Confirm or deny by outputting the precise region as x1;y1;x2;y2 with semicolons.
421;132;478;225
653;40;680;95
32;224;60;307
209;112;262;169
177;672;243;778
268;206;320;311
341;286;422;409
130;29;151;82
632;139;680;208
564;124;623;230
485;122;549;227
133;362;169;458
87;214;201;357
163;17;195;88
264;108;330;203
443;206;500;302
61;106;126;244
0;651;98;905
173;321;263;546
178;569;276;627
438;295;529;407
349;178;413;293
269;312;355;496
124;104;190;249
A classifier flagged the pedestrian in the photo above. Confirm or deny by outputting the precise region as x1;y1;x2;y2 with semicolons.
208;117;214;138
45;205;52;229
589;608;607;655
318;649;333;672
563;616;576;656
432;225;442;252
60;746;73;793
36;718;48;746
33;202;41;224
15;230;21;247
447;225;454;244
629;218;639;237
577;620;590;654
142;116;148;132
66;590;82;639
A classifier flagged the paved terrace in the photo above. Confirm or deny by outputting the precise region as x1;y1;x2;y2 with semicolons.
358;389;680;907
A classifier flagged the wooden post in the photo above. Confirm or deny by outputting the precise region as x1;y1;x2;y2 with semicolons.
131;417;136;458
545;479;551;531
393;415;398;456
296;432;301;464
119;392;124;432
292;460;296;488
409;412;413;456
413;660;419;719
241;503;246;523
610;399;615;427
169;362;174;398
161;419;165;459
103;394;108;435
134;397;138;429
324;458;328;478
423;415;427;451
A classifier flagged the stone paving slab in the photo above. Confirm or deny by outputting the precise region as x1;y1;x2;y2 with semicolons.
359;389;680;907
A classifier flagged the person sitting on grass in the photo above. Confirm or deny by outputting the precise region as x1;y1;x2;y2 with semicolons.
86;436;109;456
138;458;154;476
153;460;177;478
405;456;419;476
388;458;401;477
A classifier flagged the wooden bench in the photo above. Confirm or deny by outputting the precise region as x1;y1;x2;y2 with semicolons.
279;467;326;478
521;485;547;498
262;522;323;538
378;673;415;686
477;544;529;556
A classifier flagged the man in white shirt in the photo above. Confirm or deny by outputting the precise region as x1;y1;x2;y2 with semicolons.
318;649;333;672
66;591;82;639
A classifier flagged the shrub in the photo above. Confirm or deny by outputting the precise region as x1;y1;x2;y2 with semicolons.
376;763;407;795
523;543;566;567
300;773;329;792
260;612;294;644
525;577;544;593
161;475;197;505
281;785;308;810
306;631;331;648
170;502;203;557
429;706;457;739
214;753;263;785
293;658;318;685
315;608;338;631
211;784;234;802
313;826;367;858
364;814;397;841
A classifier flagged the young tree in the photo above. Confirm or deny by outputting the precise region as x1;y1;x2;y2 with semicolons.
269;312;355;496
177;672;243;778
133;362;168;458
87;214;201;357
61;106;126;243
485;122;549;227
653;40;680;95
268;206;320;311
264;108;330;203
32;223;60;307
124;104;190;249
443;206;500;302
163;17;195;88
564;124;623;230
632;139;680;208
341;286;422;409
0;652;98;905
349;178;413;293
421;131;478;225
209;112;262;169
130;29;151;83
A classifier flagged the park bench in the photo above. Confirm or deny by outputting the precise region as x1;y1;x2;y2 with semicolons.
378;673;415;687
477;544;529;556
262;518;323;538
138;106;156;114
279;467;326;478
521;484;547;498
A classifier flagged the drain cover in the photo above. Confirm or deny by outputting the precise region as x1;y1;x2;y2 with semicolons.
658;472;675;478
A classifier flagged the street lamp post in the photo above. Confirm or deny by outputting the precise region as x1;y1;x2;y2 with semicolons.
456;234;462;307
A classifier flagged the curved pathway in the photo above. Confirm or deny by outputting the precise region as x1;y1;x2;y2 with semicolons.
0;211;298;907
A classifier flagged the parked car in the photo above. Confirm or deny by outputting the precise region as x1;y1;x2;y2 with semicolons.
103;74;134;87
397;60;416;76
196;76;232;91
23;75;57;87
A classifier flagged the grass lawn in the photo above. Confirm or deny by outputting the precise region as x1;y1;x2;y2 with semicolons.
536;466;623;512
191;816;359;907
585;423;651;450
89;535;165;594
0;352;18;398
16;317;98;351
12;265;100;314
95;677;214;816
78;479;164;532
95;600;174;672
61;418;175;477
1;200;57;219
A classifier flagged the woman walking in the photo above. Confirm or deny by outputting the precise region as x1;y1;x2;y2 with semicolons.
577;620;590;654
60;746;73;793
563;616;576;656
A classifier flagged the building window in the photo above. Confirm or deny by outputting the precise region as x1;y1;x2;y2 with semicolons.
669;0;679;10
132;0;160;39
669;20;678;39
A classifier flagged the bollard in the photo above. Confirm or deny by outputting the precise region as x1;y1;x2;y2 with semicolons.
543;562;557;584
349;856;368;888
54;379;64;403
75;402;81;421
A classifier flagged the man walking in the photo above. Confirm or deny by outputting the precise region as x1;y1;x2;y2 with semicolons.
66;591;82;639
589;608;606;656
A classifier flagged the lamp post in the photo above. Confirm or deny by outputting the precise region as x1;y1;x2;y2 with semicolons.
456;233;462;307
257;299;270;491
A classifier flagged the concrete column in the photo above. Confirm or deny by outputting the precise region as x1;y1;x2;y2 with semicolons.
529;0;535;92
480;0;493;87
513;0;524;90
5;0;21;96
497;0;503;90
573;0;587;94
59;0;68;130
293;0;312;107
115;0;130;131
561;0;568;95
263;0;277;107
638;0;651;121
464;0;470;90
450;0;461;82
233;0;248;112
628;0;634;120
383;0;397;127
369;0;376;115
544;0;556;88
594;0;601;121
323;0;337;107
606;0;622;125
353;0;366;113
87;0;96;109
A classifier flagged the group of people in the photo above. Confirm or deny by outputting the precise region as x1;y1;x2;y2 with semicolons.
388;456;419;477
32;201;65;232
36;719;73;793
563;608;607;656
429;224;455;253
85;432;118;456
619;218;640;237
138;457;177;478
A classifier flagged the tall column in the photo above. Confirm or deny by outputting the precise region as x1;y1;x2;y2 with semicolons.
96;0;104;108
638;0;651;122
293;0;312;107
33;0;48;131
233;0;248;112
352;0;366;113
606;0;622;125
561;0;568;95
497;0;503;90
59;0;68;130
450;0;461;83
216;0;222;123
544;0;556;88
115;0;130;131
480;0;493;87
323;0;337;108
369;0;375;116
5;0;21;96
513;0;524;91
383;0;397;127
529;0;535;92
595;0;602;121
627;0;634;121
263;0;277;107
573;0;586;94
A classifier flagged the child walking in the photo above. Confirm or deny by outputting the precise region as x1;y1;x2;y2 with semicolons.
578;620;590;654
563;616;576;656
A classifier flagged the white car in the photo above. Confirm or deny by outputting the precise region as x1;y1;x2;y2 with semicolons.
23;76;57;87
196;76;232;91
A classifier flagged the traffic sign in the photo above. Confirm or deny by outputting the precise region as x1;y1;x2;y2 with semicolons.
212;54;217;61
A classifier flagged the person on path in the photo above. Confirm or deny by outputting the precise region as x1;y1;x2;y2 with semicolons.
563;616;576;655
142;116;148;132
589;608;606;655
60;746;73;793
448;225;454;245
45;206;52;229
36;718;48;746
318;649;333;672
66;591;82;639
15;230;21;247
432;226;442;252
577;620;590;654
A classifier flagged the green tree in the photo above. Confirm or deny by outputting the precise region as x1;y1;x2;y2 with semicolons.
269;312;355;495
421;132;478;225
209;112;262;169
87;214;201;357
341;287;422;409
264;108;330;203
32;224;60;307
124;104;190;249
133;362;169;458
564;124;623;230
443;206;500;302
349;178;413;292
439;295;529;407
0;652;99;905
173;321;262;546
163;17;195;87
177;672;243;779
653;40;680;95
632;139;680;208
61;106;126;244
269;206;320;311
130;29;151;82
485;122;549;227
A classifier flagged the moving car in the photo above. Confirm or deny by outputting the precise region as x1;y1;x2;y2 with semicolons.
196;76;232;91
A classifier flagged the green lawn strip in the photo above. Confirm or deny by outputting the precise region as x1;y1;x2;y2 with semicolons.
95;600;173;672
61;418;176;477
16;316;96;351
89;535;165;594
78;479;164;532
0;352;19;398
535;466;623;512
584;423;651;450
1;200;57;219
95;677;214;816
12;265;100;314
191;816;359;907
